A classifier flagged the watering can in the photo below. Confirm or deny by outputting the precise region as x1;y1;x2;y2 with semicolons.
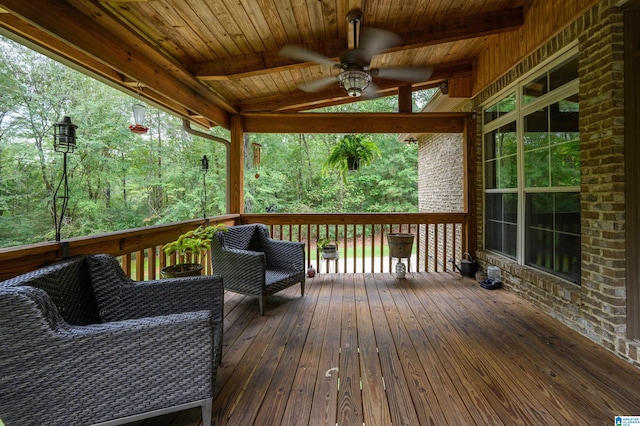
449;252;478;278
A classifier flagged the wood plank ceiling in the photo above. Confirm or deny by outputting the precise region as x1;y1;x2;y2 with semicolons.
0;0;526;128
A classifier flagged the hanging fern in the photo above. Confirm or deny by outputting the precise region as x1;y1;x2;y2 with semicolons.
322;134;381;181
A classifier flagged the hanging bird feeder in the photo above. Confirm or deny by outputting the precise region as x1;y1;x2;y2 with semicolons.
129;83;149;134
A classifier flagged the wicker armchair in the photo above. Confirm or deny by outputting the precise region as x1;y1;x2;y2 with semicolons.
211;223;305;315
0;254;223;426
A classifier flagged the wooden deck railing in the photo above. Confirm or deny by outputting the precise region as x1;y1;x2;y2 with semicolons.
0;212;468;280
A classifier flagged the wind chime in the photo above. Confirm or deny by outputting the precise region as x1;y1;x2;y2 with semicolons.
252;142;261;178
129;83;149;134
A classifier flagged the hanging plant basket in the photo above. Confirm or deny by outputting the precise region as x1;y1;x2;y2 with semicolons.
322;134;381;181
347;156;360;171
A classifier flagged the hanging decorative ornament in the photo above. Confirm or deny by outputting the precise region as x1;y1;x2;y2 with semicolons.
252;143;262;168
129;83;149;134
252;142;261;179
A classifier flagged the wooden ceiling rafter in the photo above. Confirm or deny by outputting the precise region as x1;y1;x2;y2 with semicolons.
192;7;523;80
237;62;473;113
0;1;527;130
0;0;233;128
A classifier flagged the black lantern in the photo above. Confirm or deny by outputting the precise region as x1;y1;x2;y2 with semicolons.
201;155;209;219
201;155;209;173
53;116;78;242
53;116;78;153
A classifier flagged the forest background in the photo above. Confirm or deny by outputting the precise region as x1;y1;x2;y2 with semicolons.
0;36;433;249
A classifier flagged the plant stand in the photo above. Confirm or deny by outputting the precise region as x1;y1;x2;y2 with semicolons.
387;233;414;275
319;249;339;273
390;256;411;275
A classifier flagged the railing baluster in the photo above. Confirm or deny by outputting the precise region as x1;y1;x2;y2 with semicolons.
0;213;469;280
122;254;132;277
135;250;144;281
148;247;157;280
434;224;440;272
379;224;385;273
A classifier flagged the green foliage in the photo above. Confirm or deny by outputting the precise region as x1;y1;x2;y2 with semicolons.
162;224;227;265
322;134;381;182
317;238;337;249
0;35;421;248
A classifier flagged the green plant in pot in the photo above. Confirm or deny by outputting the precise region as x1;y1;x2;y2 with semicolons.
322;134;381;181
161;223;227;278
317;237;338;259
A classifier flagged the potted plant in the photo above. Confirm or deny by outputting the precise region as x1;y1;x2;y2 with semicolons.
317;237;338;259
322;134;381;181
161;223;227;278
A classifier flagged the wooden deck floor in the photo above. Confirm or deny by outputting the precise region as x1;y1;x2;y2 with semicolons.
134;272;640;425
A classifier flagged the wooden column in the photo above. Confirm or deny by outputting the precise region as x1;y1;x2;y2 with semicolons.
229;114;245;214
398;85;412;113
463;113;477;255
625;0;640;339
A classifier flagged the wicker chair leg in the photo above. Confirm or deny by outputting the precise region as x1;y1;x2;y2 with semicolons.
301;279;305;296
202;397;212;426
214;323;223;366
260;296;266;316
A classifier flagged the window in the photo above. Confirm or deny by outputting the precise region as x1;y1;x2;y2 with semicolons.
484;92;516;124
482;51;581;284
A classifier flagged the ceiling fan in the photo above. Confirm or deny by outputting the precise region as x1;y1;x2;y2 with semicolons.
279;9;433;98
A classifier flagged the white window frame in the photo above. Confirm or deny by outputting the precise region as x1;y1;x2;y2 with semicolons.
481;44;580;279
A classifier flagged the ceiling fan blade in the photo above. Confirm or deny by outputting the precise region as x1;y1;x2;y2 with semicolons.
354;27;403;64
362;81;381;99
374;67;434;82
297;76;339;93
279;45;339;67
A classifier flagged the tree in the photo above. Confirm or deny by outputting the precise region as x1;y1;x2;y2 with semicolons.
0;34;420;248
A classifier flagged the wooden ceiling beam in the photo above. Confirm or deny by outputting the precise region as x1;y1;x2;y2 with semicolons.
0;0;232;128
237;62;473;113
241;112;469;134
194;8;522;80
0;14;213;129
193;39;347;81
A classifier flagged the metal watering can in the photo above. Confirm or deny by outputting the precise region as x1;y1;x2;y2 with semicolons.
449;252;478;278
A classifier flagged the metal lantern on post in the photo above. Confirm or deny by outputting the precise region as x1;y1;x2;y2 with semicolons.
53;116;77;154
53;116;78;242
201;155;209;220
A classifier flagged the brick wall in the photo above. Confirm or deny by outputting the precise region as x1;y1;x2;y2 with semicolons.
417;134;464;214
469;0;639;367
417;129;466;271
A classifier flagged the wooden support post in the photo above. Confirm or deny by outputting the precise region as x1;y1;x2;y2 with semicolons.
463;113;477;255
229;114;245;214
398;85;413;113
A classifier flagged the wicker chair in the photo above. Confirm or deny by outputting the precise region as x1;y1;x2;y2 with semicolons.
0;254;223;426
211;223;305;315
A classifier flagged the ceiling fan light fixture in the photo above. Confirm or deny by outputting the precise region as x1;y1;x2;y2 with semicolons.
338;69;371;97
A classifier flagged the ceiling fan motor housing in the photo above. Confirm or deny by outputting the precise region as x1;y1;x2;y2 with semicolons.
338;68;372;97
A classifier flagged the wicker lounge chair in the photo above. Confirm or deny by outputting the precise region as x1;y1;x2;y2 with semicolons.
0;254;223;426
210;223;305;315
